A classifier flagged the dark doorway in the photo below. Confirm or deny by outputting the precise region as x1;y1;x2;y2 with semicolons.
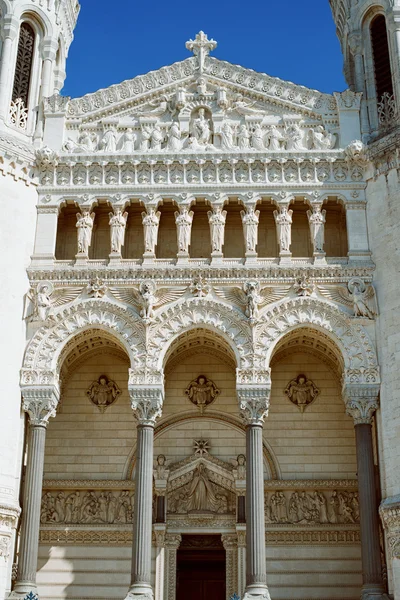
176;535;226;600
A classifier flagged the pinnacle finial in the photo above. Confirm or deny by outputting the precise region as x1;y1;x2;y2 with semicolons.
186;31;217;74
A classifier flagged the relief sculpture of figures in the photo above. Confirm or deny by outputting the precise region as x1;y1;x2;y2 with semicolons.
109;209;128;254
76;210;95;255
175;207;194;254
86;375;121;412
27;282;82;322
241;207;260;253
237;124;250;150
250;124;265;150
185;375;221;412
142;208;161;254
190;108;212;147
166;122;183;152
265;125;285;151
220;121;235;150
99;128;117;153
274;206;293;253
319;278;378;319
285;374;320;412
307;207;326;253
121;129;136;153
265;490;357;525
208;207;227;254
285;123;306;151
308;126;336;150
41;489;134;524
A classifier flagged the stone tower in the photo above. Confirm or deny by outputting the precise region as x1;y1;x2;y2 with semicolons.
0;2;79;598
330;0;400;596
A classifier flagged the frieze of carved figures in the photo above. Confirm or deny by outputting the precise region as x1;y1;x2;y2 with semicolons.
185;375;221;412
319;278;378;319
86;375;121;413
25;282;82;322
215;281;290;320
110;282;186;321
265;489;359;525
40;489;134;524
284;374;320;413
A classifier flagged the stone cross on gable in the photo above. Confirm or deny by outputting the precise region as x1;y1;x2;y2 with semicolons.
186;31;217;73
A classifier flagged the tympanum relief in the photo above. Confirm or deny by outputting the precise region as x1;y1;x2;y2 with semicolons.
284;374;320;413
185;375;220;412
86;375;121;413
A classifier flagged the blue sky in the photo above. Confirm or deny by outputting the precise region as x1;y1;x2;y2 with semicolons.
63;0;347;99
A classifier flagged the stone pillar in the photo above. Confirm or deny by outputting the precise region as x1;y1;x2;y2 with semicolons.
10;386;59;598
125;373;164;600
237;369;271;600
164;534;181;600
222;534;238;600
0;17;18;121
347;33;371;138
236;525;247;599
380;497;400;600
31;206;59;266
344;384;386;600
345;203;371;263
153;525;166;600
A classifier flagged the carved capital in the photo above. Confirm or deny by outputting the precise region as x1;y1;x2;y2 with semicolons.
343;384;380;425
21;386;60;427
164;533;182;549
129;387;164;426
221;534;238;550
153;524;166;548
334;89;362;110
237;386;271;426
380;496;400;559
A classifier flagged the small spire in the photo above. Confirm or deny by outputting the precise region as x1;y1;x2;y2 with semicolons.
186;31;217;74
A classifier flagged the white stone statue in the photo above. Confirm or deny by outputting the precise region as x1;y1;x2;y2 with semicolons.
241;208;260;253
154;454;169;481
207;207;227;253
150;125;164;151
27;283;82;322
319;278;378;320
265;125;285;151
237;124;250;150
285;123;305;151
76;210;95;255
78;130;97;153
274;207;293;252
35;283;52;321
220;121;235;150
99;128;117;153
232;454;246;480
142;208;161;254
307;207;326;253
137;94;170;118
121;129;136;153
139;126;151;152
166;122;182;151
192;108;211;146
285;374;320;413
308;126;336;150
230;94;260;116
175;208;194;253
250;124;265;150
109;209;128;254
186;463;220;512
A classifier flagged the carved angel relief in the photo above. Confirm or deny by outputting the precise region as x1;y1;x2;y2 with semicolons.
26;282;82;322
285;374;320;413
215;281;290;320
86;375;121;413
319;278;377;319
111;281;186;321
185;375;220;413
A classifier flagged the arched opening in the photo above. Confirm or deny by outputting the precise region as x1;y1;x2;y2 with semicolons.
289;199;312;257
370;14;394;103
322;198;348;257
190;199;211;259
123;201;145;259
89;201;112;259
55;202;80;260
256;199;278;258
223;199;245;258
156;200;178;259
10;22;35;129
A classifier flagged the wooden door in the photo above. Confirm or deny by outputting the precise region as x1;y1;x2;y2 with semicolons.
176;535;226;600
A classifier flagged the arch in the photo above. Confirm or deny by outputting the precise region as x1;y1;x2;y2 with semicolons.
123;410;281;480
370;14;394;102
11;22;35;109
21;300;145;379
256;297;378;373
149;298;252;371
18;8;53;39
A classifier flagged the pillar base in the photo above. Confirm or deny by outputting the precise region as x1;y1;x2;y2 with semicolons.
361;585;390;600
243;586;271;600
9;583;39;599
124;584;154;600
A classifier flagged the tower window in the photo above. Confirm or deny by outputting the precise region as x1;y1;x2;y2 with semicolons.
370;15;393;101
11;23;35;108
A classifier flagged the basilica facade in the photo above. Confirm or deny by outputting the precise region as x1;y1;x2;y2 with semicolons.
0;1;399;600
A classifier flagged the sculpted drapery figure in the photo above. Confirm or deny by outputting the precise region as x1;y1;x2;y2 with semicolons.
121;129;135;153
265;125;285;151
150;125;164;151
308;126;336;150
185;375;220;411
76;211;95;255
241;207;260;253
142;208;161;254
274;206;293;252
307;207;326;253
207;207;227;253
175;208;194;253
285;374;320;412
109;209;128;254
220;121;235;150
86;375;121;413
166;122;182;151
35;283;52;321
285;123;305;151
237;124;250;149
187;464;220;512
251;124;265;150
192;108;212;145
99;128;117;153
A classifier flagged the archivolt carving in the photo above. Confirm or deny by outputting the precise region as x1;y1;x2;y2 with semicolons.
22;300;145;377
256;297;378;373
148;299;252;370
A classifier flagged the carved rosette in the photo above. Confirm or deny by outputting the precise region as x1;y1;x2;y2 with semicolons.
129;387;164;427
237;386;271;426
21;387;60;427
343;385;380;425
380;496;400;559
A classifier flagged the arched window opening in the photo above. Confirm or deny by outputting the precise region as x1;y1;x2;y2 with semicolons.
190;200;211;259
370;15;394;102
55;204;81;260
90;203;112;259
10;23;35;129
289;200;312;258
322;199;348;258
223;200;245;259
123;203;145;259
256;200;278;258
156;201;178;259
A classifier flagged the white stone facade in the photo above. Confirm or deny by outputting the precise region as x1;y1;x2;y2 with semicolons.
0;0;399;599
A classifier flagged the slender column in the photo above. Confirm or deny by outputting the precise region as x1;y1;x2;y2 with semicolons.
380;497;400;600
153;525;166;600
236;526;247;599
10;387;59;598
125;379;164;600
237;371;271;600
345;386;386;600
222;534;238;600
0;17;18;121
164;534;181;600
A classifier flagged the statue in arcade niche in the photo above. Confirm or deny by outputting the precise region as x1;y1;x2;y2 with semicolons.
76;210;95;255
189;107;212;148
284;374;320;413
186;464;223;512
185;375;221;412
86;375;121;413
109;209;128;254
